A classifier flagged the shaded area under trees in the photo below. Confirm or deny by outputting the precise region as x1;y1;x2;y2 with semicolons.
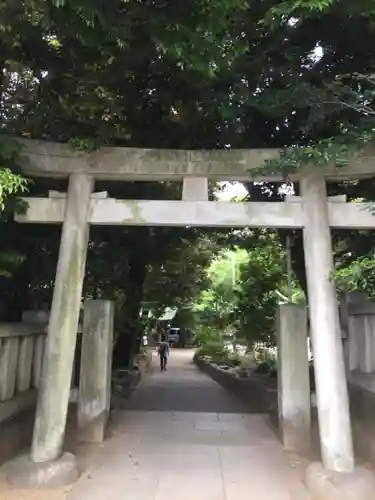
2;0;375;363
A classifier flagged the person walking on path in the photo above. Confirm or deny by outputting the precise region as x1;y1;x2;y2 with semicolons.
158;337;170;371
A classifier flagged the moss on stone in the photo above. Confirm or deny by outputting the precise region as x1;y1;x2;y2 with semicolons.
120;200;145;224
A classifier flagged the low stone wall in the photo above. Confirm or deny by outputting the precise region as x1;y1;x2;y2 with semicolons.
349;383;375;465
0;410;35;466
194;356;274;413
0;322;47;425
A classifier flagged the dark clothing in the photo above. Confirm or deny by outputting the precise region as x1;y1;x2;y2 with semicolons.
160;354;167;371
158;341;169;371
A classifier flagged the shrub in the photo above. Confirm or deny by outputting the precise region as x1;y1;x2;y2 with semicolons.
238;353;256;370
254;360;275;374
195;340;228;362
252;343;277;364
195;326;220;345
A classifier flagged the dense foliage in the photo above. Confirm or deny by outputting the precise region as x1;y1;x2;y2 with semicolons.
192;232;293;346
1;0;375;363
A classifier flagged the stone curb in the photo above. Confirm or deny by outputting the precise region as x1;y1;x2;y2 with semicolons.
194;356;272;413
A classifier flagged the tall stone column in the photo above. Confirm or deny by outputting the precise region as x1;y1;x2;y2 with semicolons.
301;174;354;473
300;176;375;500
31;173;93;463
301;175;375;500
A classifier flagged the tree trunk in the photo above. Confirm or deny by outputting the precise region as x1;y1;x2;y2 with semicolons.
278;229;308;302
290;232;308;300
112;236;149;369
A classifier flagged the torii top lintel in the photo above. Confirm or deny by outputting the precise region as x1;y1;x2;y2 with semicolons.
16;137;375;181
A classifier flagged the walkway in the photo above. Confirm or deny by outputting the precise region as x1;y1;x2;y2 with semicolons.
0;349;312;500
68;349;312;500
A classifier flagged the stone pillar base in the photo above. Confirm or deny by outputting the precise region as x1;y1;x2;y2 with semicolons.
278;418;312;455
305;462;375;500
5;452;79;489
78;411;109;443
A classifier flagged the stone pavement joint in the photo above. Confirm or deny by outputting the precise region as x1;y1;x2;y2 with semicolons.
67;349;312;500
0;349;312;499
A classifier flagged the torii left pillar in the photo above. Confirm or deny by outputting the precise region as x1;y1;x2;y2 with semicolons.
6;173;93;488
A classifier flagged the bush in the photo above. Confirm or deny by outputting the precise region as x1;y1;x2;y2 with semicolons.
238;353;256;370
254;360;276;374
252;343;277;364
195;340;228;362
194;326;220;345
233;353;257;377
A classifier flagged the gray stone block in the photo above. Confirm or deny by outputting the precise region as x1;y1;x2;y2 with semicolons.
78;299;114;443
276;303;311;453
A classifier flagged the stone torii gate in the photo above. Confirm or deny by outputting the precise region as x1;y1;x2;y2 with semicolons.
9;138;375;498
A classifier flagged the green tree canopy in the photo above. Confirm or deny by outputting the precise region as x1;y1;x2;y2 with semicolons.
2;0;375;362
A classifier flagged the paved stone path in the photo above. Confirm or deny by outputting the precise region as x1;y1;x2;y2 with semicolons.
66;349;312;500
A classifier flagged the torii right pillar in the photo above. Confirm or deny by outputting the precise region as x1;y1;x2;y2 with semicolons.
301;174;375;500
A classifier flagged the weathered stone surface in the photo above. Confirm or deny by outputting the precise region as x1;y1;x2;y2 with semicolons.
31;173;93;463
6;452;79;489
182;177;208;201
301;175;354;472
78;299;114;443
305;462;375;500
32;335;45;389
16;197;375;229
17;137;280;180
77;412;108;443
17;198;305;227
347;299;375;385
21;310;49;324
0;337;19;401
276;304;311;453
0;322;45;338
17;336;34;392
16;136;375;181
